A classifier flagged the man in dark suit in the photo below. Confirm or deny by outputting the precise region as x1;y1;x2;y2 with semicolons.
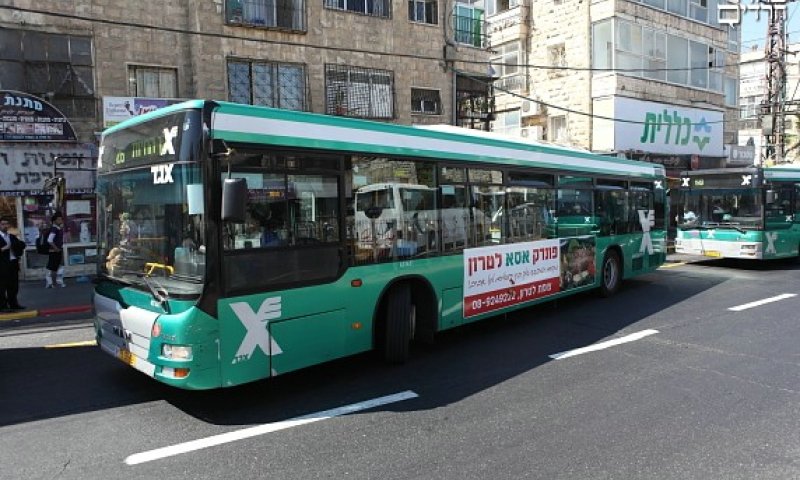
0;216;26;312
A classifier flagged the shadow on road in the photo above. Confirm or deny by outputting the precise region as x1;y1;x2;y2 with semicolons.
0;267;731;429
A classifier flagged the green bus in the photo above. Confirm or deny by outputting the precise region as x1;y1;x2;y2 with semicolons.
675;166;800;260
94;100;667;389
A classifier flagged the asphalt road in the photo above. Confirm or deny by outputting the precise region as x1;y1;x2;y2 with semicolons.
1;258;799;479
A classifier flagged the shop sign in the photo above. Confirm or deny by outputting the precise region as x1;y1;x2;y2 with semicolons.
0;144;96;194
727;145;756;165
102;96;181;128
0;91;77;142
614;97;724;157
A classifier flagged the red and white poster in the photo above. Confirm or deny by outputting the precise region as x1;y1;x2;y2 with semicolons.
463;239;561;318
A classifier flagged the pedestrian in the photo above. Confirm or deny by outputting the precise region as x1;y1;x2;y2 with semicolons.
46;211;66;288
0;216;27;311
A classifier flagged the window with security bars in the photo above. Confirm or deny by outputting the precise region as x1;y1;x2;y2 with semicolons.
0;27;95;118
227;60;307;111
411;88;441;115
226;0;306;30
324;0;390;17
409;0;437;23
325;65;394;119
453;2;486;47
128;66;177;98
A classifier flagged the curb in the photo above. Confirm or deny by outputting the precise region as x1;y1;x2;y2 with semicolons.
0;304;92;322
39;305;93;316
0;310;39;321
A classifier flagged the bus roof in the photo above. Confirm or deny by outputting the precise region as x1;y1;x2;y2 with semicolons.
763;165;800;182
680;166;800;183
100;100;206;137
105;100;665;180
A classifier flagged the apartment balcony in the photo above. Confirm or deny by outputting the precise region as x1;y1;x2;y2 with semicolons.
493;74;525;93
487;6;527;45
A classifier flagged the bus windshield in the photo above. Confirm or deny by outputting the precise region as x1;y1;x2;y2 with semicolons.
96;109;206;297
678;188;762;230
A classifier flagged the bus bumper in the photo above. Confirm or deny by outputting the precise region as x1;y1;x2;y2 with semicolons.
675;238;762;259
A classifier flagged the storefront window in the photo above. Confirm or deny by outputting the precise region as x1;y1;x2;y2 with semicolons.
20;193;97;247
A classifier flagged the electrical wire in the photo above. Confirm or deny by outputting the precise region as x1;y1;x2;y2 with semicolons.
455;69;737;126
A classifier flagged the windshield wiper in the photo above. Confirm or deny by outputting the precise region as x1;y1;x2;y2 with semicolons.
139;273;171;314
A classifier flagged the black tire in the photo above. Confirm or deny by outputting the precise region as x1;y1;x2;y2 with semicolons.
384;284;414;363
600;249;622;297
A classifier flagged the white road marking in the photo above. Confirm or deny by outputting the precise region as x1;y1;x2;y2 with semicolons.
124;390;418;465
549;329;660;360
728;293;797;312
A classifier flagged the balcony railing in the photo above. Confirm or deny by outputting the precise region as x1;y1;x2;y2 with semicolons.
493;74;525;92
226;0;306;30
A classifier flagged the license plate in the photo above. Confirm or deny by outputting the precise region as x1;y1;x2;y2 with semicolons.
117;348;136;366
703;250;721;258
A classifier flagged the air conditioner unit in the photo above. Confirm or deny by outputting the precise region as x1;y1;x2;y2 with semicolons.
520;126;543;140
520;100;540;118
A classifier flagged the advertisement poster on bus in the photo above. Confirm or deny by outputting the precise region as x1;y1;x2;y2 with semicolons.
559;236;596;290
463;239;561;318
463;236;597;318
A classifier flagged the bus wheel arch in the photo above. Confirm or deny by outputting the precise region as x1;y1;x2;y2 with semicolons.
374;276;437;363
599;246;623;297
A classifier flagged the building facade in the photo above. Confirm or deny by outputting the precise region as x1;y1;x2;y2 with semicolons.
487;0;740;176
0;0;492;278
738;43;800;166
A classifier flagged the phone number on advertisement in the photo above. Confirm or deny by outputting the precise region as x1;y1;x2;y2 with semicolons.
470;291;517;310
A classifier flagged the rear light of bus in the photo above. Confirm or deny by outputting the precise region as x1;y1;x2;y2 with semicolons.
162;344;193;360
162;367;190;378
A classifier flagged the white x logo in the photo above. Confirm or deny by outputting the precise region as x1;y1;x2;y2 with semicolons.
638;209;655;254
654;180;663;190
741;175;752;186
161;126;178;156
230;297;283;364
765;232;778;254
681;177;690;187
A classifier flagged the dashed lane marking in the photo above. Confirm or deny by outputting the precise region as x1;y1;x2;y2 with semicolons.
125;390;419;465
549;329;660;360
728;293;797;312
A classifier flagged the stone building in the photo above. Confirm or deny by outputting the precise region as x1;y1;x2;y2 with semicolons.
0;0;492;278
487;0;740;175
738;42;800;166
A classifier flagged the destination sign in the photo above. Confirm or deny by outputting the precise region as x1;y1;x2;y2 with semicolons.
99;110;201;172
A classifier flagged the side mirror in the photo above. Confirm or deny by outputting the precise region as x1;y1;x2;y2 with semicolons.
222;178;248;223
364;206;383;219
766;190;776;204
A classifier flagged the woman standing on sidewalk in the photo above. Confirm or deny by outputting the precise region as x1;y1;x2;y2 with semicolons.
45;212;65;288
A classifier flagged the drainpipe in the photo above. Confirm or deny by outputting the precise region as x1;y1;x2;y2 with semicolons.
442;0;459;125
586;0;593;150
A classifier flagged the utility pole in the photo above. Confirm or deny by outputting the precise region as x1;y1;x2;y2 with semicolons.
762;2;787;165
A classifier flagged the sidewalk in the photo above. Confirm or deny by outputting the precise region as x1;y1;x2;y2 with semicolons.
0;276;95;328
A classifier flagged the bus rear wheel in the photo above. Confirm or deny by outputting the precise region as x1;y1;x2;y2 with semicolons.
383;284;414;363
600;250;621;297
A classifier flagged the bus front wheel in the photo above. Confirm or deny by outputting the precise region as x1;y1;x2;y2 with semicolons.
383;284;414;363
600;250;621;297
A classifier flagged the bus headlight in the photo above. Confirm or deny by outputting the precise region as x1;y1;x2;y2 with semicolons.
162;344;193;360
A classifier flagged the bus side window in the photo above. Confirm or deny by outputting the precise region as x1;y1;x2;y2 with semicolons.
795;184;800;221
